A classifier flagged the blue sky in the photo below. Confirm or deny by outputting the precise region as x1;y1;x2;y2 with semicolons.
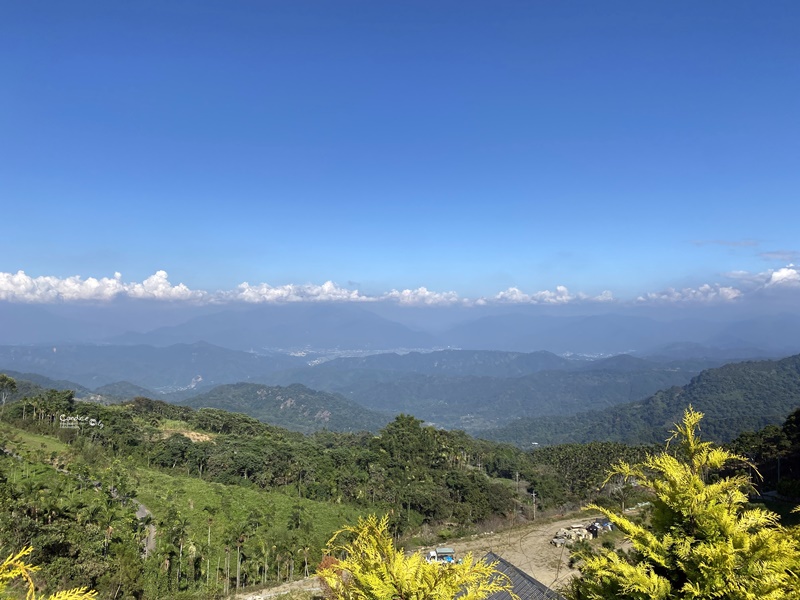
2;1;799;307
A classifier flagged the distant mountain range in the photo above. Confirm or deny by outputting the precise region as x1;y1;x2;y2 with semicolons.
3;349;800;443
264;350;713;430
3;301;800;357
0;345;724;433
0;342;305;392
480;353;800;446
111;308;800;356
3;301;800;440
109;304;440;351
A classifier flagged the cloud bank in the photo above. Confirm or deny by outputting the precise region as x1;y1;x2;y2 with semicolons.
0;270;206;303
1;266;798;307
636;284;743;304
493;286;613;305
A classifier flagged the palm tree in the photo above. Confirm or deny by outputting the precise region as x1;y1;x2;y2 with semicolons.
228;521;249;593
256;537;271;585
202;510;214;588
171;514;191;587
97;503;120;557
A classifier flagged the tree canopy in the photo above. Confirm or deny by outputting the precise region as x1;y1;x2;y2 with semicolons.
0;374;16;414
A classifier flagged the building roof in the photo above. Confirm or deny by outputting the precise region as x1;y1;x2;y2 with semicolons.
482;552;566;600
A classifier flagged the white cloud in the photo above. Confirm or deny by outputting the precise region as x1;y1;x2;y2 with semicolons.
2;266;795;307
765;265;800;287
127;270;207;301
637;264;800;304
722;264;800;290
594;290;615;302
636;283;743;304
492;285;614;304
226;280;371;303
0;270;205;303
380;287;462;306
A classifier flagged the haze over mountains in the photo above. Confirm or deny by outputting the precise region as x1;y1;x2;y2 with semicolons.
3;301;800;443
3;301;800;356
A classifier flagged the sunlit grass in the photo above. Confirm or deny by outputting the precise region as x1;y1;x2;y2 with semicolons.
1;424;68;455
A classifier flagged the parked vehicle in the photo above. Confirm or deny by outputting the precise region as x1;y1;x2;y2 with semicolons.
427;547;457;563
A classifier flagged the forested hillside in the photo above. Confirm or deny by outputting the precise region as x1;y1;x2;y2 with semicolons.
2;367;799;598
183;382;392;433
483;353;800;446
268;357;700;431
1;348;712;434
0;383;609;598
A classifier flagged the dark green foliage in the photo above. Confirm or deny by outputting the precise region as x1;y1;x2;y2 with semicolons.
0;383;563;598
528;442;653;500
484;353;800;446
732;404;800;496
12;363;796;599
0;452;141;597
184;382;391;433
277;364;697;432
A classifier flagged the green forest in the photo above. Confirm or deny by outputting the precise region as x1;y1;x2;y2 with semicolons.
484;353;800;445
1;368;800;599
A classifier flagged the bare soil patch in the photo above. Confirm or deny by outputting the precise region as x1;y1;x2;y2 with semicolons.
435;512;604;591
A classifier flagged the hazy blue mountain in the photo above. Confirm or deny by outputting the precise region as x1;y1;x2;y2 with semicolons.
108;304;439;351
576;354;665;372
93;381;156;401
0;304;107;345
439;313;727;354
0;300;226;346
297;349;573;378
705;314;800;355
3;299;800;358
638;341;775;363
184;382;391;433
0;342;306;391
480;353;800;446
0;370;91;397
438;313;563;352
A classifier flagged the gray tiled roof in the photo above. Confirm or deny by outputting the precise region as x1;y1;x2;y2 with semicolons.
482;552;566;600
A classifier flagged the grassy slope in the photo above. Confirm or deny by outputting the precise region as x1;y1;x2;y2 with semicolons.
2;420;365;575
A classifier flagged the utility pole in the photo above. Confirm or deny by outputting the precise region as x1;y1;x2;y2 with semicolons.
531;491;537;520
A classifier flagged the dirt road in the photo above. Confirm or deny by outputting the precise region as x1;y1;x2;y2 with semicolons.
431;512;603;592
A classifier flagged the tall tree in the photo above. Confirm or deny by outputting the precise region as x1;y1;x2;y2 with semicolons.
567;407;800;600
0;374;17;415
